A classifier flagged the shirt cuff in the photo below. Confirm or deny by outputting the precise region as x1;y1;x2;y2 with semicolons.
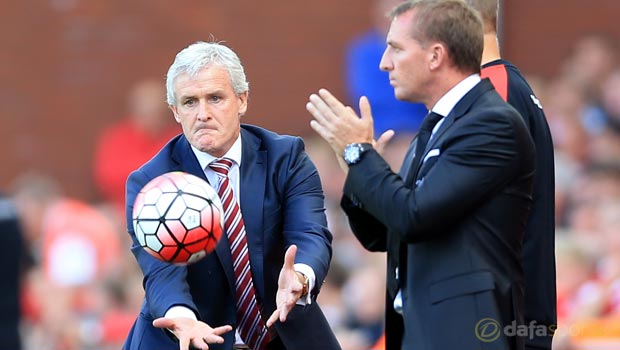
294;263;316;305
165;306;197;320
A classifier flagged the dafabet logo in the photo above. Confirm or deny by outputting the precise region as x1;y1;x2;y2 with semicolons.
475;318;502;342
475;319;556;342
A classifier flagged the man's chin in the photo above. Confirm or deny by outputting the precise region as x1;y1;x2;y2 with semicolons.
393;89;419;104
189;135;217;154
393;89;407;102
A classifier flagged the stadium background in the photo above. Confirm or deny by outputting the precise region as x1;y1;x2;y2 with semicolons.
1;0;618;198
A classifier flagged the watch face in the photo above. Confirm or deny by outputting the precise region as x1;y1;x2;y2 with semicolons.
344;144;361;164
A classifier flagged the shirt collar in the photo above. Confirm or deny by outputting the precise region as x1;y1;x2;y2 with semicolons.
431;74;481;117
190;133;243;170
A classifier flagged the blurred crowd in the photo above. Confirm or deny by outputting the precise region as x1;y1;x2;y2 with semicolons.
2;34;620;350
4;77;176;349
536;35;620;350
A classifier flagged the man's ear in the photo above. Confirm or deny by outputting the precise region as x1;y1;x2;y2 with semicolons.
169;105;181;123
238;92;249;117
429;43;446;71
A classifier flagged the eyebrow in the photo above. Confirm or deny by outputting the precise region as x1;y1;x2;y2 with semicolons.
179;88;226;101
386;39;400;48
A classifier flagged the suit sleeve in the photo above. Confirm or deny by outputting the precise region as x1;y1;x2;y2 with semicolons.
280;138;333;296
344;109;533;243
126;170;198;319
340;191;388;252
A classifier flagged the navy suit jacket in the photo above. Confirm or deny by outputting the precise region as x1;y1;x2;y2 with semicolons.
123;124;340;350
342;80;535;350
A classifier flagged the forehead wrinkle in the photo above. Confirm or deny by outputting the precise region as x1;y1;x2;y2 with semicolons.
175;71;231;100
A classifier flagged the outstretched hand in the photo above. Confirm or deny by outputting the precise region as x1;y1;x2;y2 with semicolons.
152;317;232;350
266;245;304;327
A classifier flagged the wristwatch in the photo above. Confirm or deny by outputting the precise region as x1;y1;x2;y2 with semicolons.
343;143;373;165
297;271;309;298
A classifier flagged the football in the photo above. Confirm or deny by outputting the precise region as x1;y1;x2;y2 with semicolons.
132;171;224;265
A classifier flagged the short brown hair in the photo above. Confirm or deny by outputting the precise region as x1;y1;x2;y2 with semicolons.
464;0;498;32
390;0;483;74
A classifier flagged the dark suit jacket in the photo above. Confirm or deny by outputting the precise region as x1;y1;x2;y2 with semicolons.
342;79;535;350
123;125;340;350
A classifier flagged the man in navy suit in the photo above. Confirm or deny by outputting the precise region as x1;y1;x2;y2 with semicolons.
308;1;535;349
123;41;340;350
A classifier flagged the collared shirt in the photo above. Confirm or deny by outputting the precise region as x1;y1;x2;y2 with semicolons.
167;132;315;345
429;74;482;138
394;74;482;314
191;134;243;201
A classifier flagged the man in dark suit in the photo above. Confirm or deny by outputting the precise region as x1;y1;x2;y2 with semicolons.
466;1;557;348
307;1;535;349
123;41;340;350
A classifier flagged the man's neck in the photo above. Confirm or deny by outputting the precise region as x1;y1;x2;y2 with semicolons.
427;71;478;111
481;33;502;65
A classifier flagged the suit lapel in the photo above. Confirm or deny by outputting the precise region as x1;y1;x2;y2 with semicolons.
239;128;267;299
426;80;494;152
408;79;495;183
172;136;209;181
399;136;418;180
172;135;236;294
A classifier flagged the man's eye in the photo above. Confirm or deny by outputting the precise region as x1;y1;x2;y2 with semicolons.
184;99;195;106
210;96;221;102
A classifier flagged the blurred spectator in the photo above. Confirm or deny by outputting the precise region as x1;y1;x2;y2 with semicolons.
11;173;122;289
561;35;616;107
11;172;61;255
597;68;620;136
10;172;135;349
554;224;620;350
0;193;27;349
543;77;590;168
304;135;346;201
344;0;427;137
554;152;581;227
555;231;602;325
341;257;385;346
560;35;618;159
316;261;351;343
93;78;179;213
553;159;620;349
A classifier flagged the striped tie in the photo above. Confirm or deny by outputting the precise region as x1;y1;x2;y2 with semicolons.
209;158;270;350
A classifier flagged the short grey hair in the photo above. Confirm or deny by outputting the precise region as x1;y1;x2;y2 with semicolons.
165;41;250;105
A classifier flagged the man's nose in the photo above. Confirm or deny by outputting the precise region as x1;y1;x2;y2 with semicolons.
196;101;210;120
379;51;392;71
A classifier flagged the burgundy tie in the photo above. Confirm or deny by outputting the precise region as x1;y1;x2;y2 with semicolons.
209;158;270;350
